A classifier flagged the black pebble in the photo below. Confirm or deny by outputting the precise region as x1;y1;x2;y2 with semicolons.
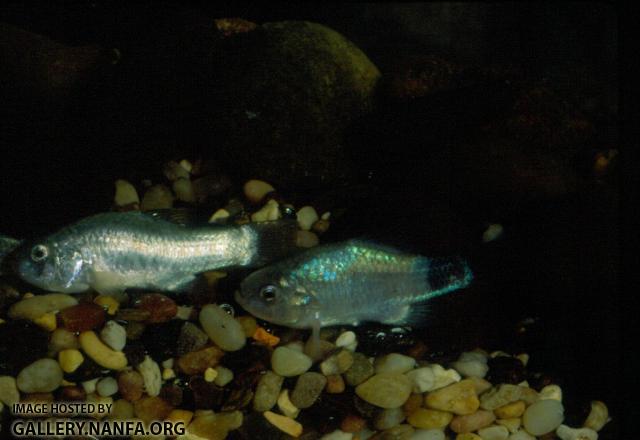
140;320;184;360
64;355;108;383
189;375;225;410
123;340;146;367
0;320;49;375
486;356;526;384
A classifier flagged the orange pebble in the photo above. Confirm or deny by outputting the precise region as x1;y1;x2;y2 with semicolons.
253;327;280;346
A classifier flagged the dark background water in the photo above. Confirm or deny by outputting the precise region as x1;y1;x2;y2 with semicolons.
0;2;620;437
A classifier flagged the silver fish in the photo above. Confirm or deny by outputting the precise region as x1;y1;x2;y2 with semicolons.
14;211;297;294
236;240;473;330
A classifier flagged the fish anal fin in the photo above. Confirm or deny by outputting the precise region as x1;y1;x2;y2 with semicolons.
382;303;430;328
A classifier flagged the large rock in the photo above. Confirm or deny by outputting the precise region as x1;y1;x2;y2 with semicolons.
209;21;381;189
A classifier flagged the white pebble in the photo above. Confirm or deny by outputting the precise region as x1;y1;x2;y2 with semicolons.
172;177;196;203
296;206;319;231
482;223;504;242
335;331;358;351
114;179;139;206
296;230;319;248
212;366;232;387
16;359;63;393
199;304;246;351
522;399;564;436
96;377;119;397
321;211;331;220
137;355;162;397
405;364;461;393
451;351;489;378
244;179;275;204
82;378;100;395
320;430;353;440
539;384;563;402
375;353;416;374
0;376;20;406
100;321;126;351
556;424;598;440
410;429;445;440
271;347;312;377
140;184;174;210
251;199;281;222
478;425;509;440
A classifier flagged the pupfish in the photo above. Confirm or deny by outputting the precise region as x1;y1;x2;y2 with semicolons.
13;210;297;294
236;239;473;332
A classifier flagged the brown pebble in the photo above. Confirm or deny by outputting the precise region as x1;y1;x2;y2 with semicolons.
159;384;183;407
117;308;151;322
118;370;145;402
125;321;146;340
406;341;428;360
403;393;424;415
136;294;177;323
58;386;86;401
341;414;367;433
133;396;173;425
312;219;330;234
325;374;346;394
177;346;224;375
58;303;106;332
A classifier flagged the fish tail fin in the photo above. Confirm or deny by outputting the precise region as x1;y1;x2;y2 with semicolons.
395;256;473;327
244;219;298;266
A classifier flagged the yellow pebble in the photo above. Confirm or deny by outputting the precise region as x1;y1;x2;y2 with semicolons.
23;292;35;299
263;411;302;438
277;389;300;419
94;295;120;315
584;400;610;431
204;367;218;382
34;312;57;331
166;409;194;425
162;368;176;380
61;379;77;387
425;379;480;415
456;434;482;440
79;331;127;370
494;400;526;419
407;408;454;429
58;349;84;373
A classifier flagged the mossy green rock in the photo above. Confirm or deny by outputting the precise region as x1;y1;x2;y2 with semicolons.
211;21;381;188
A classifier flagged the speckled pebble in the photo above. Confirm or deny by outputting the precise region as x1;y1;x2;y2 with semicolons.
477;425;509;440
0;376;20;406
117;370;144;402
176;321;209;356
271;346;313;377
16;359;63;393
556;424;598;440
522;399;564;436
450;410;496;433
406;364;461;393
253;370;284;412
199;304;246;351
375;353;416;374
100;321;127;351
96;377;119;397
425;379;479;415
356;373;412;409
320;349;354;375
480;385;523;410
291;372;327;409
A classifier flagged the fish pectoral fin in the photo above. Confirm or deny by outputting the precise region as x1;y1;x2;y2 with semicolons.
91;270;127;296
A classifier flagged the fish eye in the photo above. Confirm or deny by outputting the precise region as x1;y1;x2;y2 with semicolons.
259;285;277;302
30;244;48;262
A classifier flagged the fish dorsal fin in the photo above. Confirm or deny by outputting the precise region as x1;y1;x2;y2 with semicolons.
145;208;201;226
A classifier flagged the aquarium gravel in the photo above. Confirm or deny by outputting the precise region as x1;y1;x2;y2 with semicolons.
0;161;612;439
